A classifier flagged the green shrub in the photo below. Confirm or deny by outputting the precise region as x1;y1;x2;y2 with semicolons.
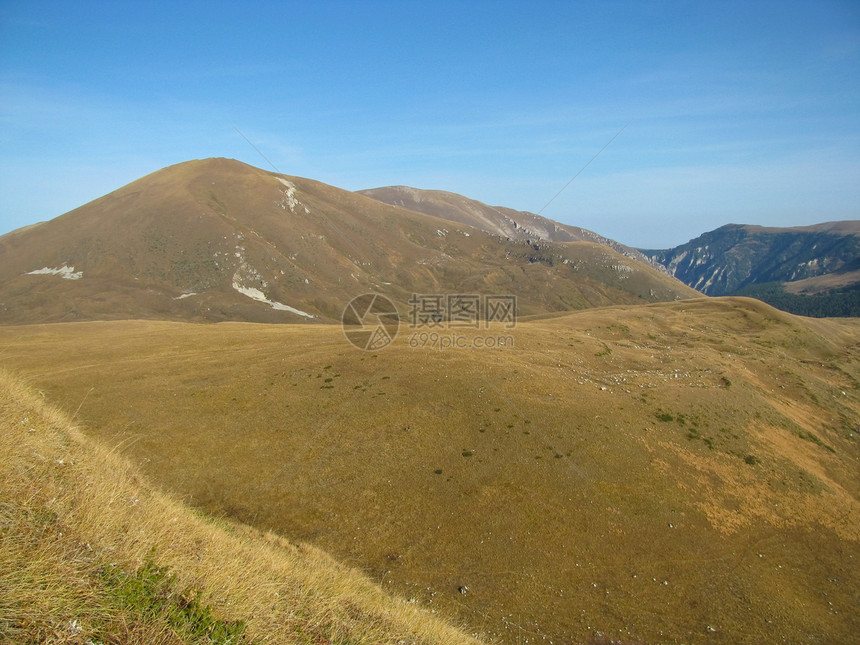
99;559;247;643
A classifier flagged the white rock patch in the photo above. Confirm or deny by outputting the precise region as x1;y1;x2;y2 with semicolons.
231;277;314;318
26;265;82;280
275;177;309;214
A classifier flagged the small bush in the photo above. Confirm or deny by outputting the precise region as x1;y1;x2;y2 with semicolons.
100;559;247;643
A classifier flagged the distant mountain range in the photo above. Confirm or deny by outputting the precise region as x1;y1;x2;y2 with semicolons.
0;158;696;325
3;157;857;323
642;222;860;316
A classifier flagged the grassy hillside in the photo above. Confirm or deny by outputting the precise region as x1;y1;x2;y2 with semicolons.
358;185;657;267
0;369;481;644
0;158;697;325
1;298;858;643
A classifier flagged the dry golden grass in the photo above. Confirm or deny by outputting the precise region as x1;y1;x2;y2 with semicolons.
1;297;859;643
0;369;484;644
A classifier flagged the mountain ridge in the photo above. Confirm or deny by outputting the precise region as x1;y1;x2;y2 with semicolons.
358;184;662;269
642;221;860;316
0;157;698;325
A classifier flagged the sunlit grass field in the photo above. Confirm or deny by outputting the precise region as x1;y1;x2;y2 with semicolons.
0;369;482;644
2;296;859;643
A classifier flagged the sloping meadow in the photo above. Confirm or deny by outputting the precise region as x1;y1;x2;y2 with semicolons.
0;368;482;644
1;296;858;643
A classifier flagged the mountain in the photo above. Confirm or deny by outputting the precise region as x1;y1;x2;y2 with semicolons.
359;184;660;267
643;222;860;316
6;159;859;644
0;158;697;325
2;297;858;643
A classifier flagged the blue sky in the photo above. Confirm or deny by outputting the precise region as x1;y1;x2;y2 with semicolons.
1;1;858;248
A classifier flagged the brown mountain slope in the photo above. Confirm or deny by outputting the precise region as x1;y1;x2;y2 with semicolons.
359;184;659;266
2;297;858;643
0;158;697;325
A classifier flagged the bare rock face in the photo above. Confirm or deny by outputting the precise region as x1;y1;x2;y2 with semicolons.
642;222;860;316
